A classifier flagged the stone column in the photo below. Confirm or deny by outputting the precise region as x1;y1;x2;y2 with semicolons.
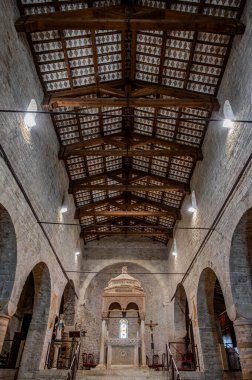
51;341;61;369
140;319;147;367
98;319;107;368
0;314;10;353
233;318;252;380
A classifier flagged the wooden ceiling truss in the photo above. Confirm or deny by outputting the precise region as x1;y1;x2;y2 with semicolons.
16;0;246;244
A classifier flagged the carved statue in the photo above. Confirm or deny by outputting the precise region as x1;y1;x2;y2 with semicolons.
55;314;65;340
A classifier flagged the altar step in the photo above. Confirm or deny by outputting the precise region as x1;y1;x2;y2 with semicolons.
76;368;167;379
76;368;206;380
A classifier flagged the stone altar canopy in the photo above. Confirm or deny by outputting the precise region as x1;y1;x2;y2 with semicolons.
98;266;146;369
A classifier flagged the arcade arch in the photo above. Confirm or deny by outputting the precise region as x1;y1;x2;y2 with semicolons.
229;208;252;380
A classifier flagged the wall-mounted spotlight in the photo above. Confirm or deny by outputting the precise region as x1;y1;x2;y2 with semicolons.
172;238;177;257
60;204;68;214
188;190;197;213
24;99;37;129
223;100;234;129
60;193;68;214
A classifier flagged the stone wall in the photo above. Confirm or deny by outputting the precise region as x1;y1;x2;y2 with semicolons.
161;1;252;378
0;0;81;374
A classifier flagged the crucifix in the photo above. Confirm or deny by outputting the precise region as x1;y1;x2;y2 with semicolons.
146;319;158;359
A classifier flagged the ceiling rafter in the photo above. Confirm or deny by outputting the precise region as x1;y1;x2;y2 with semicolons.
45;96;218;110
15;6;245;34
60;147;202;159
44;82;219;112
81;230;169;238
17;0;246;244
68;168;189;194
74;193;179;219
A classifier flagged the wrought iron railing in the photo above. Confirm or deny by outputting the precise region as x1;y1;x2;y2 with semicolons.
166;344;181;380
168;341;199;371
67;342;81;380
45;340;80;370
0;338;25;369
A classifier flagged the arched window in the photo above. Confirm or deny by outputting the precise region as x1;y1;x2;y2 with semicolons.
119;319;128;339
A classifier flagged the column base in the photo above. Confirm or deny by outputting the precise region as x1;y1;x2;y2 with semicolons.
96;364;107;369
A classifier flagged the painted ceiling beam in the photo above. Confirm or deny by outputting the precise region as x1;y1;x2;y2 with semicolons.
15;6;245;35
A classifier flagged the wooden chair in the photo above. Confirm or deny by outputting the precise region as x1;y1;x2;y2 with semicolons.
82;353;96;370
181;351;195;370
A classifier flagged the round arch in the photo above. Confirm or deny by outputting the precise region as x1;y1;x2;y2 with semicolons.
81;260;167;300
18;262;51;375
229;208;252;379
229;207;252;317
0;203;17;314
197;268;239;380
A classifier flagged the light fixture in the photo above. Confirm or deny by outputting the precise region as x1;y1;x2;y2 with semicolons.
188;190;197;213
75;251;80;256
60;193;68;214
223;100;234;129
24;99;37;129
172;238;177;257
60;205;68;213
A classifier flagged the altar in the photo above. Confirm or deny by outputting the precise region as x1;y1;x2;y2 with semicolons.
106;337;140;368
98;267;146;369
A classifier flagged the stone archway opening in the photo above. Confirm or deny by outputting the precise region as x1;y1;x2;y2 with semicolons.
230;208;252;380
17;262;51;378
197;268;224;379
0;204;17;354
173;284;196;371
213;278;240;372
1;272;35;372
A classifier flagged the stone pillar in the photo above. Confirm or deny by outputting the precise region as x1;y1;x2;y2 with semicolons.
98;319;107;368
140;319;147;367
107;343;112;369
233;318;252;380
51;341;61;369
0;314;10;353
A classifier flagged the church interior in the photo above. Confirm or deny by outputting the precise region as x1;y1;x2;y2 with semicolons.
0;0;252;379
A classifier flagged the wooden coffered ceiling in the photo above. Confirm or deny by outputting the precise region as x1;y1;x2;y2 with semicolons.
16;0;245;244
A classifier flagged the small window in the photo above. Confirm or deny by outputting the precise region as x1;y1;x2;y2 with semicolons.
119;318;128;339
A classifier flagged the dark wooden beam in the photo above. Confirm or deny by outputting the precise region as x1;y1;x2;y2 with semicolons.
44;82;219;111
16;6;245;35
46;96;219;110
81;230;168;238
69;169;188;194
61;147;202;159
133;82;220;111
75;194;179;219
62;133;203;153
82;224;172;231
129;194;181;219
72;185;185;192
74;195;123;218
79;210;174;217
